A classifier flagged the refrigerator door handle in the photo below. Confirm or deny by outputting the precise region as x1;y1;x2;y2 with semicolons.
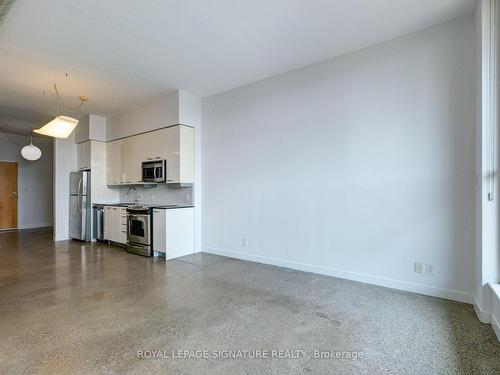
77;178;83;213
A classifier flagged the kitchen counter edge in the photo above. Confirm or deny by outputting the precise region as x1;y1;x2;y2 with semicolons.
93;203;194;209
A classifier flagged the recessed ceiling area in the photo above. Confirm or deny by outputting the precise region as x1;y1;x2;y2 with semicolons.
0;0;476;128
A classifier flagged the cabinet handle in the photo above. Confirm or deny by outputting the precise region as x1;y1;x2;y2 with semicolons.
147;158;153;160
155;157;161;159
167;179;173;182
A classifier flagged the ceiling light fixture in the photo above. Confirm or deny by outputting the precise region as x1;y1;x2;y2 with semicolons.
34;74;89;138
34;115;79;138
21;134;41;161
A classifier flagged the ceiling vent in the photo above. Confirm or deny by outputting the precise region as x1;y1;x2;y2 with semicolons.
0;0;16;27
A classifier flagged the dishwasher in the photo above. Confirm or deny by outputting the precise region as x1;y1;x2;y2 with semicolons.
92;205;104;241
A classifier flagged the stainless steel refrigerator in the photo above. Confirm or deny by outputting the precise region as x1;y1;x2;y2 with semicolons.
69;171;91;241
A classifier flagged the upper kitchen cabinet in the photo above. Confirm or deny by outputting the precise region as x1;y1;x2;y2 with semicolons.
105;125;194;186
107;137;141;185
121;136;142;184
106;139;123;185
134;129;167;163
77;141;91;170
166;125;194;184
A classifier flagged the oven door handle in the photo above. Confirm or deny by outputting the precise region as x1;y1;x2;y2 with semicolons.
128;214;149;218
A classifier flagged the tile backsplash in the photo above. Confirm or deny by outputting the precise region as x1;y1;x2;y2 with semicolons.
119;185;193;206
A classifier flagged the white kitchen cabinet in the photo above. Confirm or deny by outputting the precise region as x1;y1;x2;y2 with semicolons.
77;141;91;170
106;139;123;185
117;207;127;244
104;206;127;244
135;129;167;163
166;125;194;184
103;206;113;240
121;137;142;184
105;125;194;186
106;138;140;185
152;207;194;259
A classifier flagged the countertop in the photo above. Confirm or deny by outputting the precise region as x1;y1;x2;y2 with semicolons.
93;203;194;209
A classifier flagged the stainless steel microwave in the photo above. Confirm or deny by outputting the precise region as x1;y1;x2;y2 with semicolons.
142;160;166;182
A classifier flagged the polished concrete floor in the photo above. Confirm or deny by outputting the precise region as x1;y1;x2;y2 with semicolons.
0;228;499;374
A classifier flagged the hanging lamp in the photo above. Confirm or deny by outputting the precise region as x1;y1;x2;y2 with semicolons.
34;115;79;138
34;76;88;138
21;134;42;161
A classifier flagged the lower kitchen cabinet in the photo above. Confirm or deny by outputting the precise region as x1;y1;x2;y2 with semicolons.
153;207;194;259
104;206;127;244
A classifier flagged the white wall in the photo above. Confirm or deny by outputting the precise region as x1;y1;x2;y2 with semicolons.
474;0;500;322
53;133;77;241
202;17;476;302
75;114;106;143
106;91;180;141
0;133;53;228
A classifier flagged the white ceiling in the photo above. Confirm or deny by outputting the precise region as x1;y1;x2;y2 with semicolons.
0;0;476;133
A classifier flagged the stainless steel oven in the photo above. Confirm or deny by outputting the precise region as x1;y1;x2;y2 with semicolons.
126;205;153;257
142;160;166;183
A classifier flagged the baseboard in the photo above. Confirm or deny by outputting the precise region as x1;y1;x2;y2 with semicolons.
204;247;474;304
492;314;500;341
18;223;53;229
490;284;500;341
473;297;491;323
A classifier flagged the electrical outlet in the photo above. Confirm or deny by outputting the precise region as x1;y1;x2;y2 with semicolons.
414;262;423;274
426;264;434;276
242;238;247;248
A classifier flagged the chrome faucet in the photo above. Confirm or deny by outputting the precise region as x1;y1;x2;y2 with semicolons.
126;187;139;205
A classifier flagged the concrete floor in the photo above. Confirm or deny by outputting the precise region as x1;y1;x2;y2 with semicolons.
0;229;499;374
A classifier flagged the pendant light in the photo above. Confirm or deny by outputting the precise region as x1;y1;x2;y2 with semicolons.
21;134;42;161
34;75;88;138
34;115;79;138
